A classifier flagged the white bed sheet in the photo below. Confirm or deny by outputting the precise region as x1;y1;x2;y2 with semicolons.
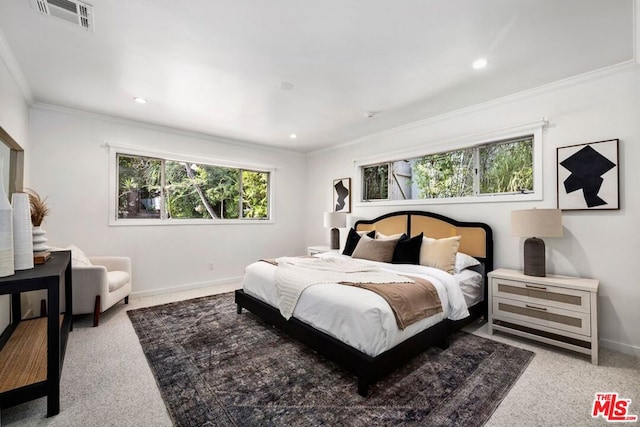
242;252;471;357
454;268;484;308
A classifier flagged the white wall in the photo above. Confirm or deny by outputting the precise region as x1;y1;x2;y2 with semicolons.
305;64;640;356
28;106;307;297
0;50;31;332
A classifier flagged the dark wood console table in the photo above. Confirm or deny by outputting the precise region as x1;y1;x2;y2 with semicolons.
0;250;72;416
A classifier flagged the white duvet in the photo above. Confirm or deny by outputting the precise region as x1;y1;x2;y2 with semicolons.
274;256;414;320
242;252;471;357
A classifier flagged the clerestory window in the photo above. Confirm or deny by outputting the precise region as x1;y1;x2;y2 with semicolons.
361;135;535;202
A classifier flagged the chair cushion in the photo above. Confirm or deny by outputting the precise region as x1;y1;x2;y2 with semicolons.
108;271;130;292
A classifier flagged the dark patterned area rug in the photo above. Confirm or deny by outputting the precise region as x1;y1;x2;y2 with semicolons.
128;293;534;427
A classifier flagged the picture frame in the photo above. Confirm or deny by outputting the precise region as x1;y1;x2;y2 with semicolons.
557;139;619;211
333;178;351;213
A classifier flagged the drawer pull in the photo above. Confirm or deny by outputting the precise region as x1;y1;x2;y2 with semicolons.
525;284;547;291
525;304;548;311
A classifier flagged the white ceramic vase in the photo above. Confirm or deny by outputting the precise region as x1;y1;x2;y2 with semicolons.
12;192;34;270
32;226;50;252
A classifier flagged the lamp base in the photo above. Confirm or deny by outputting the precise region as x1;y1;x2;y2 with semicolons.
330;228;340;250
523;237;546;277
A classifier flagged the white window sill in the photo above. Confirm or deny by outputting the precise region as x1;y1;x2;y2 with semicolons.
355;192;542;208
109;218;274;226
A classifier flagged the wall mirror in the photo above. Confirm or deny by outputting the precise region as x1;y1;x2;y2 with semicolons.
0;126;24;195
0;125;25;327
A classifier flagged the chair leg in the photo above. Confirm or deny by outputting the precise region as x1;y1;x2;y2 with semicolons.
40;299;47;317
93;295;101;327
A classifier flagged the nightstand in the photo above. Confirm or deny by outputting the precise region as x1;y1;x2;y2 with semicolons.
307;245;339;256
488;268;599;365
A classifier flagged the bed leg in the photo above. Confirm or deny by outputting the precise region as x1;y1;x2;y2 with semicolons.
357;378;369;397
438;334;450;350
236;304;242;314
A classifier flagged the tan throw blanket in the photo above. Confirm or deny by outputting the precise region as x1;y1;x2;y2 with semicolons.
341;275;442;330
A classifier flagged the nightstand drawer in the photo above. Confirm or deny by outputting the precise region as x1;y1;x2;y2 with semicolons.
492;277;590;313
493;297;590;337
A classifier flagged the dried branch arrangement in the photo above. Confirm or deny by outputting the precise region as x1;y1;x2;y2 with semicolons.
25;188;50;226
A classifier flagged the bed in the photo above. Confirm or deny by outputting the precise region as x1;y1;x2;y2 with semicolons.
235;210;493;396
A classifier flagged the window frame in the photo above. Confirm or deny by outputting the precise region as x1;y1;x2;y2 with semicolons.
108;144;275;226
354;123;544;207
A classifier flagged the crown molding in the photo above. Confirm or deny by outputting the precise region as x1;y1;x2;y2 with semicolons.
30;102;305;157
0;28;33;105
309;60;638;156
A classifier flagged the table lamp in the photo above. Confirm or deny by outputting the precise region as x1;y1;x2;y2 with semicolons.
511;208;563;277
324;212;346;250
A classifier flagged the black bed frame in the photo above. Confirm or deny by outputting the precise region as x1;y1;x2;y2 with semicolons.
235;211;493;397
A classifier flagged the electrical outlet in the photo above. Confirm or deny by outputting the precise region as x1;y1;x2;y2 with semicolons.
208;262;215;270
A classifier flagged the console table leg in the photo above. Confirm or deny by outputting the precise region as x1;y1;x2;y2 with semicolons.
46;392;60;417
47;278;61;417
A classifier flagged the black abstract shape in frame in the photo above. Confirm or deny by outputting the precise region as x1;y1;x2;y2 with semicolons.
560;145;616;208
334;180;349;212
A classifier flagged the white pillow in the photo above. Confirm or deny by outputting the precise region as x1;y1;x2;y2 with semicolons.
65;244;92;267
375;231;405;240
455;252;480;274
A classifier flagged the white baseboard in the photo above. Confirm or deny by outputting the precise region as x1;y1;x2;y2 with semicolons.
600;338;640;358
130;276;243;299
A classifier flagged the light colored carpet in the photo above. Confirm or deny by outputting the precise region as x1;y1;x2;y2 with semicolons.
1;283;638;426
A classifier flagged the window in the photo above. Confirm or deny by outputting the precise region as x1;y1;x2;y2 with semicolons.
413;147;475;198
478;137;533;194
360;135;535;202
115;152;270;222
362;164;389;200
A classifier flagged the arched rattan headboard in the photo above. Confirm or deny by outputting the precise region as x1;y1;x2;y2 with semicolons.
354;210;492;263
354;210;494;318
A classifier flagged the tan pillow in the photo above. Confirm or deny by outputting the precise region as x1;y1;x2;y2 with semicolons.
419;236;461;274
352;235;399;263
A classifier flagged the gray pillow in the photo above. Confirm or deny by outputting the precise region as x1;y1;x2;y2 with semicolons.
351;235;399;263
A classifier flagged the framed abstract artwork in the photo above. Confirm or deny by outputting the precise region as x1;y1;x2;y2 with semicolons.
557;139;619;211
333;178;351;213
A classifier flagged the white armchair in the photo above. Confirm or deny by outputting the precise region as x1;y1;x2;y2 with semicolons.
71;255;132;327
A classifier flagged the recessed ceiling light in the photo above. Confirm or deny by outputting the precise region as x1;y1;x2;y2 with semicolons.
134;97;147;104
279;82;294;90
290;134;297;139
472;58;488;69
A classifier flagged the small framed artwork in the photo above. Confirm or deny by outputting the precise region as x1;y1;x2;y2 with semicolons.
333;178;351;213
557;139;619;211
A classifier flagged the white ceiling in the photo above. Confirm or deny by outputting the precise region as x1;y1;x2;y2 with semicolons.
0;0;635;152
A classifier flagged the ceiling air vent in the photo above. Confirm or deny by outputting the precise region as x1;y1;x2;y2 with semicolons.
30;0;94;31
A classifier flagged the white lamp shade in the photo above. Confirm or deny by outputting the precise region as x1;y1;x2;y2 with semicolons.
511;209;563;238
323;212;346;228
